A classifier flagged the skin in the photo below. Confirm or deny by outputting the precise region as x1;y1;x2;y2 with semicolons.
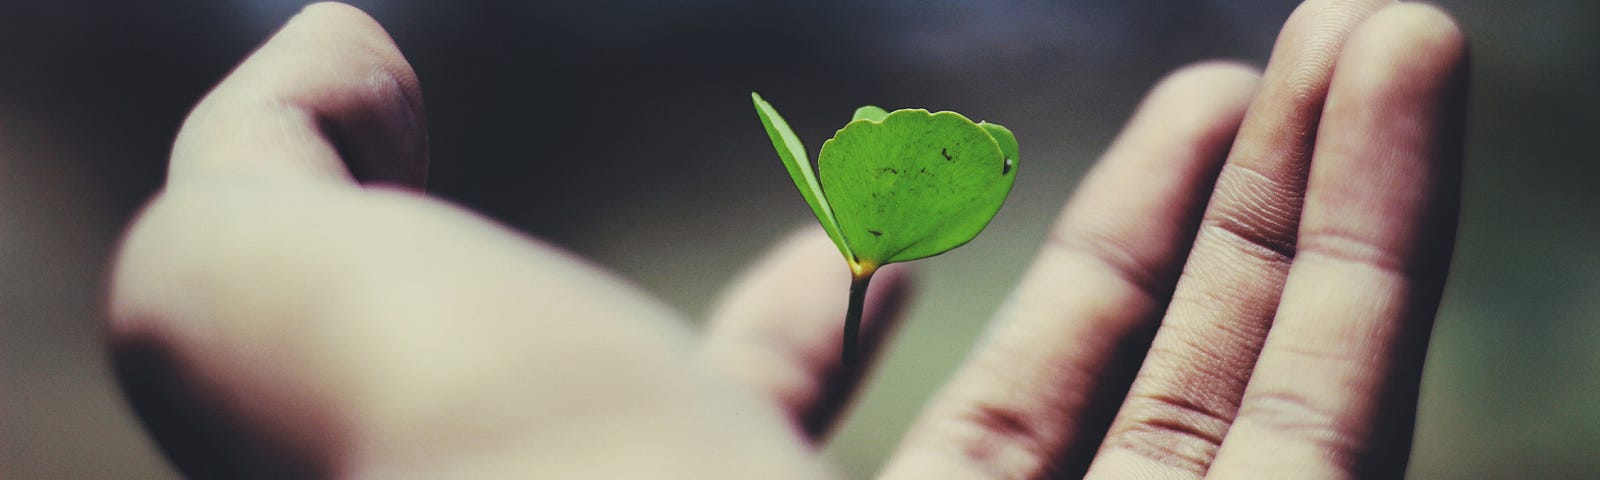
108;2;1468;479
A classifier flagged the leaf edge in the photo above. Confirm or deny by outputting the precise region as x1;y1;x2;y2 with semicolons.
751;92;854;264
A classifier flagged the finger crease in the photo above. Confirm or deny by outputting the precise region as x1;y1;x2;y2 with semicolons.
1108;393;1234;475
1235;391;1364;471
1202;163;1305;263
1295;228;1410;276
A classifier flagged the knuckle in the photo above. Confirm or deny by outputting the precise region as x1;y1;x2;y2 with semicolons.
922;401;1058;480
1151;286;1275;371
1201;164;1303;264
1234;390;1364;469
1105;391;1234;475
1295;227;1407;275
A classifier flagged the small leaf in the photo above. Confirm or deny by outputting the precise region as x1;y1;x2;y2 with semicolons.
852;105;889;123
751;93;852;262
818;109;1017;265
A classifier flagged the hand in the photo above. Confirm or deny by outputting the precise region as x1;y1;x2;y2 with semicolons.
108;2;1466;479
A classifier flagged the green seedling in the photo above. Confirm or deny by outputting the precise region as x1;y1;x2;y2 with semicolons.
752;92;1019;366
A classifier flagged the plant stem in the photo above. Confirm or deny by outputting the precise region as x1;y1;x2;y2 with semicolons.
842;271;874;367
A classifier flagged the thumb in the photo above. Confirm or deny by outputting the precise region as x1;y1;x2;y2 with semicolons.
169;2;427;189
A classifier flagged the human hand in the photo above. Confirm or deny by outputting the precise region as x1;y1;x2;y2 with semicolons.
108;2;1466;479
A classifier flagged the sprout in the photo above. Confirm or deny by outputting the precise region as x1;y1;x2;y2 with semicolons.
753;92;1018;365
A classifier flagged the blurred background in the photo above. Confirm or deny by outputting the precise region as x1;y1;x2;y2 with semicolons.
2;0;1595;478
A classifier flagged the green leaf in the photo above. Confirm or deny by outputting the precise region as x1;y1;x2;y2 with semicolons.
751;93;853;262
852;105;889;123
752;96;1020;366
818;109;1018;266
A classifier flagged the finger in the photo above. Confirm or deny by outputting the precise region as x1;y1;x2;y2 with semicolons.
878;62;1258;480
1207;5;1467;478
700;227;913;441
169;2;427;189
1086;1;1398;478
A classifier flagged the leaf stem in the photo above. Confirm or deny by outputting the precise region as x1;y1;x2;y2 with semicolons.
842;269;875;367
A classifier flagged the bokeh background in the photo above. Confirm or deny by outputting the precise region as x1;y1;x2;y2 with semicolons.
3;0;1595;478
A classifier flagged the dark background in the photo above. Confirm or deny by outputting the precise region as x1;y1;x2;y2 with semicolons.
2;1;1596;478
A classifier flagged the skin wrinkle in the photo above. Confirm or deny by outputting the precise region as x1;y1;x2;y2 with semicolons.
1153;322;1257;380
1106;332;1257;474
956;403;1053;475
948;343;1084;433
1108;395;1228;475
1201;163;1303;262
1166;244;1285;323
1295;229;1409;276
902;240;1165;475
1203;5;1466;478
1082;2;1402;477
1231;391;1366;470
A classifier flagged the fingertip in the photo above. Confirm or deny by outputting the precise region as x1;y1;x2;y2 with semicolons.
1305;3;1468;276
297;2;378;24
1344;3;1467;86
171;1;427;189
288;1;422;99
1158;61;1262;96
701;225;915;439
281;2;428;186
1142;61;1261;134
1370;3;1466;56
288;3;397;56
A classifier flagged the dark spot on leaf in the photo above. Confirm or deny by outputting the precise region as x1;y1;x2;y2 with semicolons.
941;148;953;161
920;167;928;174
1003;157;1013;174
882;167;898;174
868;230;883;237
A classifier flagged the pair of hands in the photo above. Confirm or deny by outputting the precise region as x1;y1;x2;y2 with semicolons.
109;1;1468;479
